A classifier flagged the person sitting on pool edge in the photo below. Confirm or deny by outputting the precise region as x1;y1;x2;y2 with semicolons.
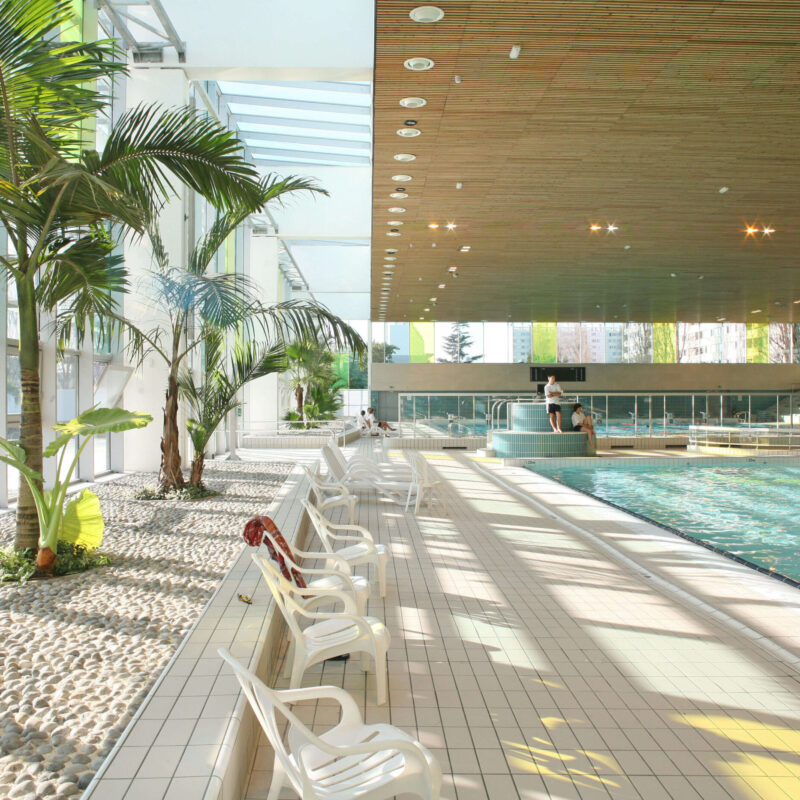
544;373;563;433
571;403;597;449
366;407;396;433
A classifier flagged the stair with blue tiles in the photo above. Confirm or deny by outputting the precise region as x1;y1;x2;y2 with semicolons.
491;401;594;458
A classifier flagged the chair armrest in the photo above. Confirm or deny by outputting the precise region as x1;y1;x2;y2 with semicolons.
300;609;376;637
325;522;375;542
302;566;358;592
297;737;437;774
290;546;352;573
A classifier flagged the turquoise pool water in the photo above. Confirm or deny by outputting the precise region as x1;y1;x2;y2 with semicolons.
528;460;800;583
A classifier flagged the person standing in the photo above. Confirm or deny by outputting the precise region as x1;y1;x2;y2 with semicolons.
544;374;563;433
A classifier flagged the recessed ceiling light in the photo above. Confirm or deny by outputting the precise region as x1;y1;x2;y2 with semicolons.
438;283;446;289
404;57;435;71
384;255;397;260
431;243;436;247
429;297;437;301
590;224;602;231
763;226;775;235
410;6;444;23
670;272;677;278
509;44;522;59
392;174;412;182
387;220;403;226
745;226;759;236
428;223;439;229
387;209;405;215
399;97;427;108
396;128;421;137
454;74;462;84
387;231;401;237
385;248;398;254
419;316;425;320
390;192;406;199
455;182;463;189
403;120;418;127
424;307;430;311
751;309;762;314
445;223;457;230
794;299;800;304
448;266;458;272
719;186;729;193
458;245;471;252
697;275;704;280
623;244;631;250
394;154;416;162
606;223;618;233
717;317;726;322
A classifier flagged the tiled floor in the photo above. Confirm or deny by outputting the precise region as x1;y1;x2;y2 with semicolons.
244;443;800;799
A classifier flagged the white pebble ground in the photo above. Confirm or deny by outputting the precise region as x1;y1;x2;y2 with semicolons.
0;460;291;800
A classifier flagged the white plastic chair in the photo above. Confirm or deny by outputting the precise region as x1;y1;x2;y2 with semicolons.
327;438;411;480
254;554;391;704
404;452;448;516
304;499;390;598
258;531;370;617
218;648;441;800
302;462;358;523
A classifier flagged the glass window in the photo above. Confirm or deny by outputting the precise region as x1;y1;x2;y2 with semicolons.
557;323;581;362
510;323;532;363
56;355;79;483
371;322;386;363
483;323;510;363
7;352;20;417
386;322;409;363
582;323;605;363
604;323;624;363
770;323;793;363
623;323;652;363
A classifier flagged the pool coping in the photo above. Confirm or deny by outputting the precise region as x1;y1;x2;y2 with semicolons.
526;455;800;591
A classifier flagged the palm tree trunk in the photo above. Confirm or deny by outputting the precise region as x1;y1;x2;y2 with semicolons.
159;370;184;492
14;277;44;555
188;451;205;488
295;385;304;418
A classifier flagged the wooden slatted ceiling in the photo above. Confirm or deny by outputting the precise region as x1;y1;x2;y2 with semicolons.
372;1;800;323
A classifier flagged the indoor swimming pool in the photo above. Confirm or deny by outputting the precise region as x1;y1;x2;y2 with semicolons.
528;459;800;583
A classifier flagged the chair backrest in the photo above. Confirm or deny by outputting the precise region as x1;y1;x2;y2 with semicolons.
321;444;346;482
218;648;320;796
251;552;306;639
301;462;329;504
302;498;335;553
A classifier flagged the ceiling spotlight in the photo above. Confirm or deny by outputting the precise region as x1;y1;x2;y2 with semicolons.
719;186;729;193
606;223;618;233
399;97;427;108
445;223;457;230
458;245;471;252
404;57;435;71
623;244;631;250
385;248;398;254
431;243;436;247
590;224;602;231
454;74;462;84
394;153;416;162
438;283;446;288
387;220;403;225
751;309;762;314
794;299;800;304
429;297;437;301
397;128;421;137
745;225;759;236
697;275;704;280
419;316;425;320
384;255;397;260
670;272;677;278
717;317;726;322
428;222;439;229
410;6;444;23
455;182;463;189
390;192;406;199
403;119;418;126
509;44;522;59
387;231;401;237
387;207;405;214
448;266;458;272
763;226;775;235
392;174;412;182
424;307;430;312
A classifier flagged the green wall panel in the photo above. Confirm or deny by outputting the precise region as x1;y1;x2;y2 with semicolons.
332;353;349;386
532;322;556;363
409;321;434;363
652;323;676;363
746;322;769;363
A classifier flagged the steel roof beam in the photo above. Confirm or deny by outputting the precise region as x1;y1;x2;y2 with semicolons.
235;113;370;135
222;93;368;117
250;147;370;165
241;130;370;150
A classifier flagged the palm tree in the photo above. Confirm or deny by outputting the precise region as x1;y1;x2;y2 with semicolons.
179;328;287;488
0;0;265;558
124;193;365;493
284;340;340;423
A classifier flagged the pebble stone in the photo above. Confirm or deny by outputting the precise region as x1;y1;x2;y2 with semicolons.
0;461;291;799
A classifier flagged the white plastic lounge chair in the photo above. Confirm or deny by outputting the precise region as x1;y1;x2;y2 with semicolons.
301;462;358;523
218;648;441;800
327;438;411;479
254;554;390;704
304;499;390;597
322;444;411;505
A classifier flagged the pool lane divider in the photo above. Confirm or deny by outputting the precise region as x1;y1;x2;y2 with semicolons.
464;457;800;677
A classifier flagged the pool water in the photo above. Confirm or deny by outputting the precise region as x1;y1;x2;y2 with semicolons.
528;460;800;583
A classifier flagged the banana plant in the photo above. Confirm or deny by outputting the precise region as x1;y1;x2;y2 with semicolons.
0;407;152;576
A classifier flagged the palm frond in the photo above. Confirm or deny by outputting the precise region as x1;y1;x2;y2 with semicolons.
97;104;261;211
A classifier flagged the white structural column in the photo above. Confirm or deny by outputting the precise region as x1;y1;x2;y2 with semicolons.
243;229;283;439
121;66;190;473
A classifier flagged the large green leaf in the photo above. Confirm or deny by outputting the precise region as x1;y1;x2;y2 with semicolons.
44;407;152;456
60;489;104;550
